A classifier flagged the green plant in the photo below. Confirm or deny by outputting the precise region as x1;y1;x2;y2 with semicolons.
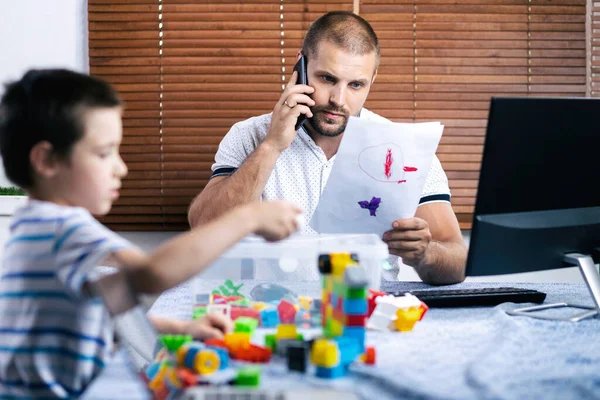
0;186;25;196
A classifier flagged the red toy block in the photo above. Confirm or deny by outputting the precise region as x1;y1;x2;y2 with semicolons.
177;368;198;387
346;314;367;327
277;300;297;324
232;343;272;363
332;308;346;323
368;289;386;317
212;294;244;304
419;303;429;321
203;338;227;350
230;306;260;321
364;346;376;365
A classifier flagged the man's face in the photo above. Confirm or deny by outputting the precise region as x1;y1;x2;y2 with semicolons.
305;40;378;137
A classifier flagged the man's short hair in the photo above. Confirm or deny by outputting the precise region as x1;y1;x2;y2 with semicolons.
302;11;380;69
0;69;122;189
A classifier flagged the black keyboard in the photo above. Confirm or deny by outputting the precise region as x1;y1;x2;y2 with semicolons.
388;287;547;308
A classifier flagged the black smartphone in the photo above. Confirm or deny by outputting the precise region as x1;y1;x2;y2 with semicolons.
293;55;308;131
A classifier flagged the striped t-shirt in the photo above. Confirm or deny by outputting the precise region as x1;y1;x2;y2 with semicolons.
0;200;133;399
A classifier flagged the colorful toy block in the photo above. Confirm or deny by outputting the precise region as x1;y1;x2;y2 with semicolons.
287;342;309;373
366;294;427;332
234;317;258;335
259;307;280;328
235;366;261;387
277;299;297;323
317;253;374;378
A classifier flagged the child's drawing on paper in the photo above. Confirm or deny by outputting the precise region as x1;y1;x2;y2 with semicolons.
358;196;381;216
358;143;418;184
309;117;443;235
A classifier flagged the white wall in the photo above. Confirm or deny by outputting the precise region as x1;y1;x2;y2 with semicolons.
0;0;88;187
0;1;589;284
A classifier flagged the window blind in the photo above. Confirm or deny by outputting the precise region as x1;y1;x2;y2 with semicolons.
89;0;587;230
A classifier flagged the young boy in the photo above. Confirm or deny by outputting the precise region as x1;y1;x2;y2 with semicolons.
0;69;302;398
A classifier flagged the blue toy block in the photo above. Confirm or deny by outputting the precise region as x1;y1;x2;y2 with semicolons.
343;298;367;315
334;336;361;365
315;364;348;379
145;362;160;380
330;293;338;307
260;307;280;328
343;327;366;353
208;346;229;370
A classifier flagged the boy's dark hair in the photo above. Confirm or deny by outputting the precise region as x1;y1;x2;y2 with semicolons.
302;11;380;69
0;69;122;189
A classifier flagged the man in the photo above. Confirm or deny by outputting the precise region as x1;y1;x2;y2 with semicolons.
189;11;467;285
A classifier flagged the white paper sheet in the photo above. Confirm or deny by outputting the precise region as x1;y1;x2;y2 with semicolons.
309;117;443;235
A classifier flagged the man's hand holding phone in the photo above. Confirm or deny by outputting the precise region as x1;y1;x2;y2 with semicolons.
264;58;314;154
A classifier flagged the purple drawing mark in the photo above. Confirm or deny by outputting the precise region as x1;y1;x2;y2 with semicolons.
358;197;381;217
384;149;393;179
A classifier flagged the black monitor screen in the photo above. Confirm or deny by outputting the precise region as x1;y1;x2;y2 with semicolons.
475;97;600;215
466;97;600;277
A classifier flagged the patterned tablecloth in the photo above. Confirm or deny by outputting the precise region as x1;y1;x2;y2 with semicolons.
82;280;600;400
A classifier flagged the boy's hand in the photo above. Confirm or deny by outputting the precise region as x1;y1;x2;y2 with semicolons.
252;201;303;241
183;312;233;340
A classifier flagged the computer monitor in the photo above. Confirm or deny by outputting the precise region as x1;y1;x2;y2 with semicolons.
465;97;600;320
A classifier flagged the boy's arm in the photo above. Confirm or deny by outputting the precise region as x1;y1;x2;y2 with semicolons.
111;202;299;294
188;142;281;227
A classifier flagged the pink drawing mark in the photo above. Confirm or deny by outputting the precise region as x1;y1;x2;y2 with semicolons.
384;149;394;179
404;166;418;172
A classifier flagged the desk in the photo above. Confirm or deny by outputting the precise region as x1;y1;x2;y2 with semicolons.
82;281;600;400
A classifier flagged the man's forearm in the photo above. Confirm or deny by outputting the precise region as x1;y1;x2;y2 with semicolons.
415;240;467;285
189;142;281;226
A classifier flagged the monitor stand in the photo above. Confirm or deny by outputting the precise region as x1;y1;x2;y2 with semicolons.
506;252;600;322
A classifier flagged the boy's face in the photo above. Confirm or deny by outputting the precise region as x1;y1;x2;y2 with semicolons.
55;107;127;215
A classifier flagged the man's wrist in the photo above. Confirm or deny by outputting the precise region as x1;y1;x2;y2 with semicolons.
260;139;283;157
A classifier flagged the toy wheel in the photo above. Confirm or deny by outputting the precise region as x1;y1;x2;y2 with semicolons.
195;349;220;375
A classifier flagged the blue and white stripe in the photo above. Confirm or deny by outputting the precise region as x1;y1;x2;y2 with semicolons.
0;200;133;398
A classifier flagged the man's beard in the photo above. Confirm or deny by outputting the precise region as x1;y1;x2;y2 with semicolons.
306;105;350;137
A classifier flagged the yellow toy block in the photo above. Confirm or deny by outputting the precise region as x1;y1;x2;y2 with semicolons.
252;302;269;311
224;332;251;351
275;324;298;340
311;339;340;368
394;307;423;332
330;253;352;277
164;367;182;388
325;304;333;320
324;277;333;292
298;296;312;311
329;317;344;337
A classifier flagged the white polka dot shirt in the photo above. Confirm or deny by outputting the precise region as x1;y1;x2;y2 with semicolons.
211;108;452;280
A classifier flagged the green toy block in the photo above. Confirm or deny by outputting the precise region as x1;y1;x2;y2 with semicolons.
158;334;192;352
345;287;367;299
212;279;245;297
264;334;277;352
333;281;346;297
235;366;261;387
234;317;258;334
192;306;207;320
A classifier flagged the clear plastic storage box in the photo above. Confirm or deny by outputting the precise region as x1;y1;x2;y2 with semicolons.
192;234;389;303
